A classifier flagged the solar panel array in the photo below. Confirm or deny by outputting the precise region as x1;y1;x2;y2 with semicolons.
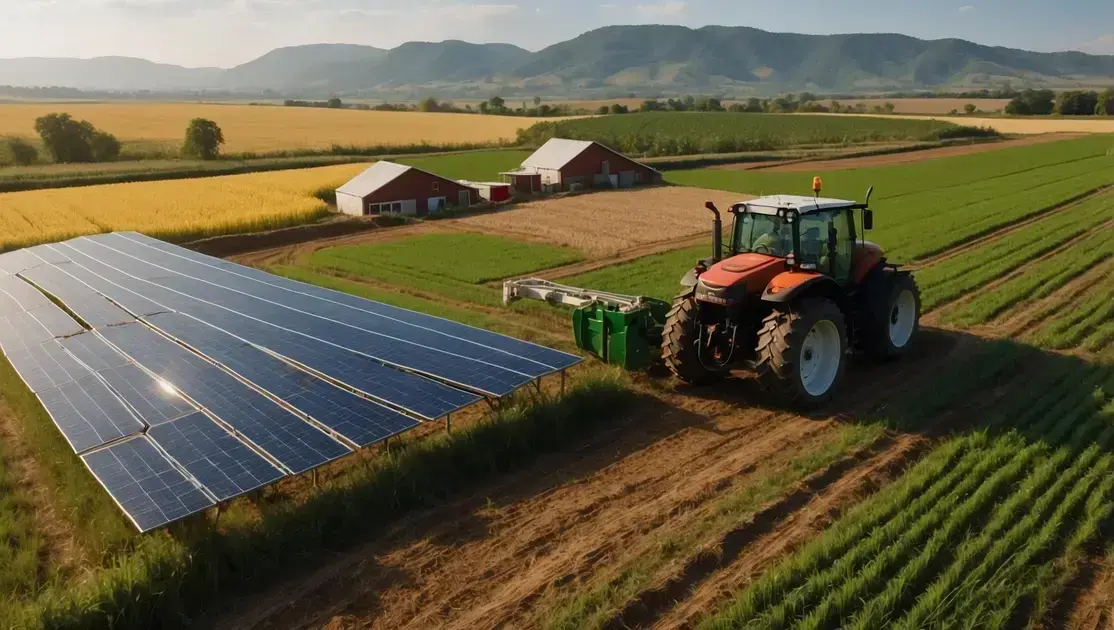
0;233;580;532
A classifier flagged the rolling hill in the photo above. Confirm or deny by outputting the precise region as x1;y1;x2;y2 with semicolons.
2;25;1112;95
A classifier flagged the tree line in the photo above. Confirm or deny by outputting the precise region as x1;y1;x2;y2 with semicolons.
1005;89;1114;116
4;115;226;166
278;96;593;117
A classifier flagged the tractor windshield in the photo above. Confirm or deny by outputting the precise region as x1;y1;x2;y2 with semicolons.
734;212;792;257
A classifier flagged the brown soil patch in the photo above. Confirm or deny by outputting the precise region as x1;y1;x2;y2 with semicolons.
454;186;749;256
1066;557;1114;630
763;133;1086;173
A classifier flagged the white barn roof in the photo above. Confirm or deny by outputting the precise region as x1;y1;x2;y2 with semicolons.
336;161;412;197
521;139;595;170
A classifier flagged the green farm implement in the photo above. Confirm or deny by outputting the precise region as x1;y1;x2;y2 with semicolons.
502;278;669;370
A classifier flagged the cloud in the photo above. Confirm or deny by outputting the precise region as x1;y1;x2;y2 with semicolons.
634;1;686;17
1078;33;1114;55
958;4;975;13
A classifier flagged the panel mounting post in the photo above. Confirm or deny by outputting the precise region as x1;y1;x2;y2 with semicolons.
446;413;452;434
311;468;318;489
561;370;566;395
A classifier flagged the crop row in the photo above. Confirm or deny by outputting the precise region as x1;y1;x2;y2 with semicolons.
700;350;1114;629
945;225;1114;326
1029;267;1114;351
916;192;1114;309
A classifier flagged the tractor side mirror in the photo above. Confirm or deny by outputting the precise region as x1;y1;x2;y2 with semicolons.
863;209;874;231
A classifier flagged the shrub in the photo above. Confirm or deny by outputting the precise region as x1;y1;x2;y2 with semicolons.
181;118;225;160
6;137;38;166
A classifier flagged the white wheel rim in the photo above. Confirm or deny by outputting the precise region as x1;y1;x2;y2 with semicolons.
800;319;842;397
889;290;916;348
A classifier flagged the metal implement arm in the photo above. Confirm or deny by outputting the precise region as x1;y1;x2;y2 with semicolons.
502;278;648;313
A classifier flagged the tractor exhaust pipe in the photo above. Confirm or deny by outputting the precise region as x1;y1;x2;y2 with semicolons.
705;201;722;263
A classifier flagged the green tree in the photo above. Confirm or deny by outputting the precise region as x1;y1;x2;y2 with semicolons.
964;103;977;115
488;96;506;111
883;102;896;114
33;112;96;163
532;95;541;106
597;105;610;115
327;97;342;109
1055;90;1099;116
181;118;225;160
417;96;440;112
609;103;629;114
746;98;764;112
6;137;38;166
1096;89;1113;116
478;101;489;114
90;131;120;162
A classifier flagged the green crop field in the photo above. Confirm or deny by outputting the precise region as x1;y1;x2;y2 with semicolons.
516;112;995;157
398;149;531;182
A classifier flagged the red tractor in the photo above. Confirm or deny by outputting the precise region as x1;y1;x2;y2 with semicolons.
662;182;921;405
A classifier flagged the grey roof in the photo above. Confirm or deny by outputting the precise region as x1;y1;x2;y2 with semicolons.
520;138;660;174
336;161;412;197
745;195;857;213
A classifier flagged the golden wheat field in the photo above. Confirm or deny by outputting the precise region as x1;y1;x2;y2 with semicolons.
0;163;368;251
0;103;555;152
832;112;1114;134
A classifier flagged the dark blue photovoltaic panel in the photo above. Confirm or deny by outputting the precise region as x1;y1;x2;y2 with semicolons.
98;323;350;473
42;245;166;317
54;243;479;419
0;310;53;352
38;373;145;453
5;340;90;393
26;303;85;338
114;232;582;371
66;235;530;395
19;264;134;328
147;412;284;501
60;332;195;425
0;275;51;312
81;436;213;532
148;313;420;446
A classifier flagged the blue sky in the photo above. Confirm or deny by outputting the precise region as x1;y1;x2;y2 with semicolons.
1;0;1112;66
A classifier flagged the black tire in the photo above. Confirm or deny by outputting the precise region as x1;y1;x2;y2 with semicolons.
755;298;848;407
661;291;724;385
861;272;921;360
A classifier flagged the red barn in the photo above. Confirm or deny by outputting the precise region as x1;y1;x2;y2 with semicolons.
335;162;479;217
510;139;661;193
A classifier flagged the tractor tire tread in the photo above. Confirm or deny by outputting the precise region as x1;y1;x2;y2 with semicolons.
754;298;847;406
662;292;724;385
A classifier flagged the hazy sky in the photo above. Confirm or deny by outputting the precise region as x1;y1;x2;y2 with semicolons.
2;0;1112;67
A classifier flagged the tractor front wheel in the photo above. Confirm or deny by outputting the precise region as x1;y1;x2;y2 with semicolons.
862;272;921;360
755;298;848;406
662;292;724;385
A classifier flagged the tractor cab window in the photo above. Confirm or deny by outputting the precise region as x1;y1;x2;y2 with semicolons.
798;210;853;282
734;213;792;257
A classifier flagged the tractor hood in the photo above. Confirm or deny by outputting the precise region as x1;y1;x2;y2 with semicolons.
697;253;786;298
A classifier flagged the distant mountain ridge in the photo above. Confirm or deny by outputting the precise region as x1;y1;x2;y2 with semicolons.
2;25;1113;96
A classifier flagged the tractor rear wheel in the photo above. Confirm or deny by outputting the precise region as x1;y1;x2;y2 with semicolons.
862;272;921;360
662;291;724;385
755;298;848;406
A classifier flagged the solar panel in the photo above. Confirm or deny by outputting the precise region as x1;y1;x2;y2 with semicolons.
40;244;166;317
0;249;43;276
25;244;70;266
81;436;213;532
0;310;54;352
5;339;89;393
19;263;134;328
55;243;482;419
147;412;284;501
0;275;52;312
115;232;582;371
98;323;351;473
68;238;532;396
38;373;146;453
148;312;421;447
0;289;22;318
26;304;87;339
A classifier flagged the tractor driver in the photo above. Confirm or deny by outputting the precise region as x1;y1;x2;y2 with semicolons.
752;222;788;256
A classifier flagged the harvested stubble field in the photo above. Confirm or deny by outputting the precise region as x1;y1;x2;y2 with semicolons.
0;103;556;152
455;186;748;256
0;162;368;250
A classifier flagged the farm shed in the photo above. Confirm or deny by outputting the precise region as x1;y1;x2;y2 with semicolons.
336;161;479;217
459;181;512;203
511;138;661;193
